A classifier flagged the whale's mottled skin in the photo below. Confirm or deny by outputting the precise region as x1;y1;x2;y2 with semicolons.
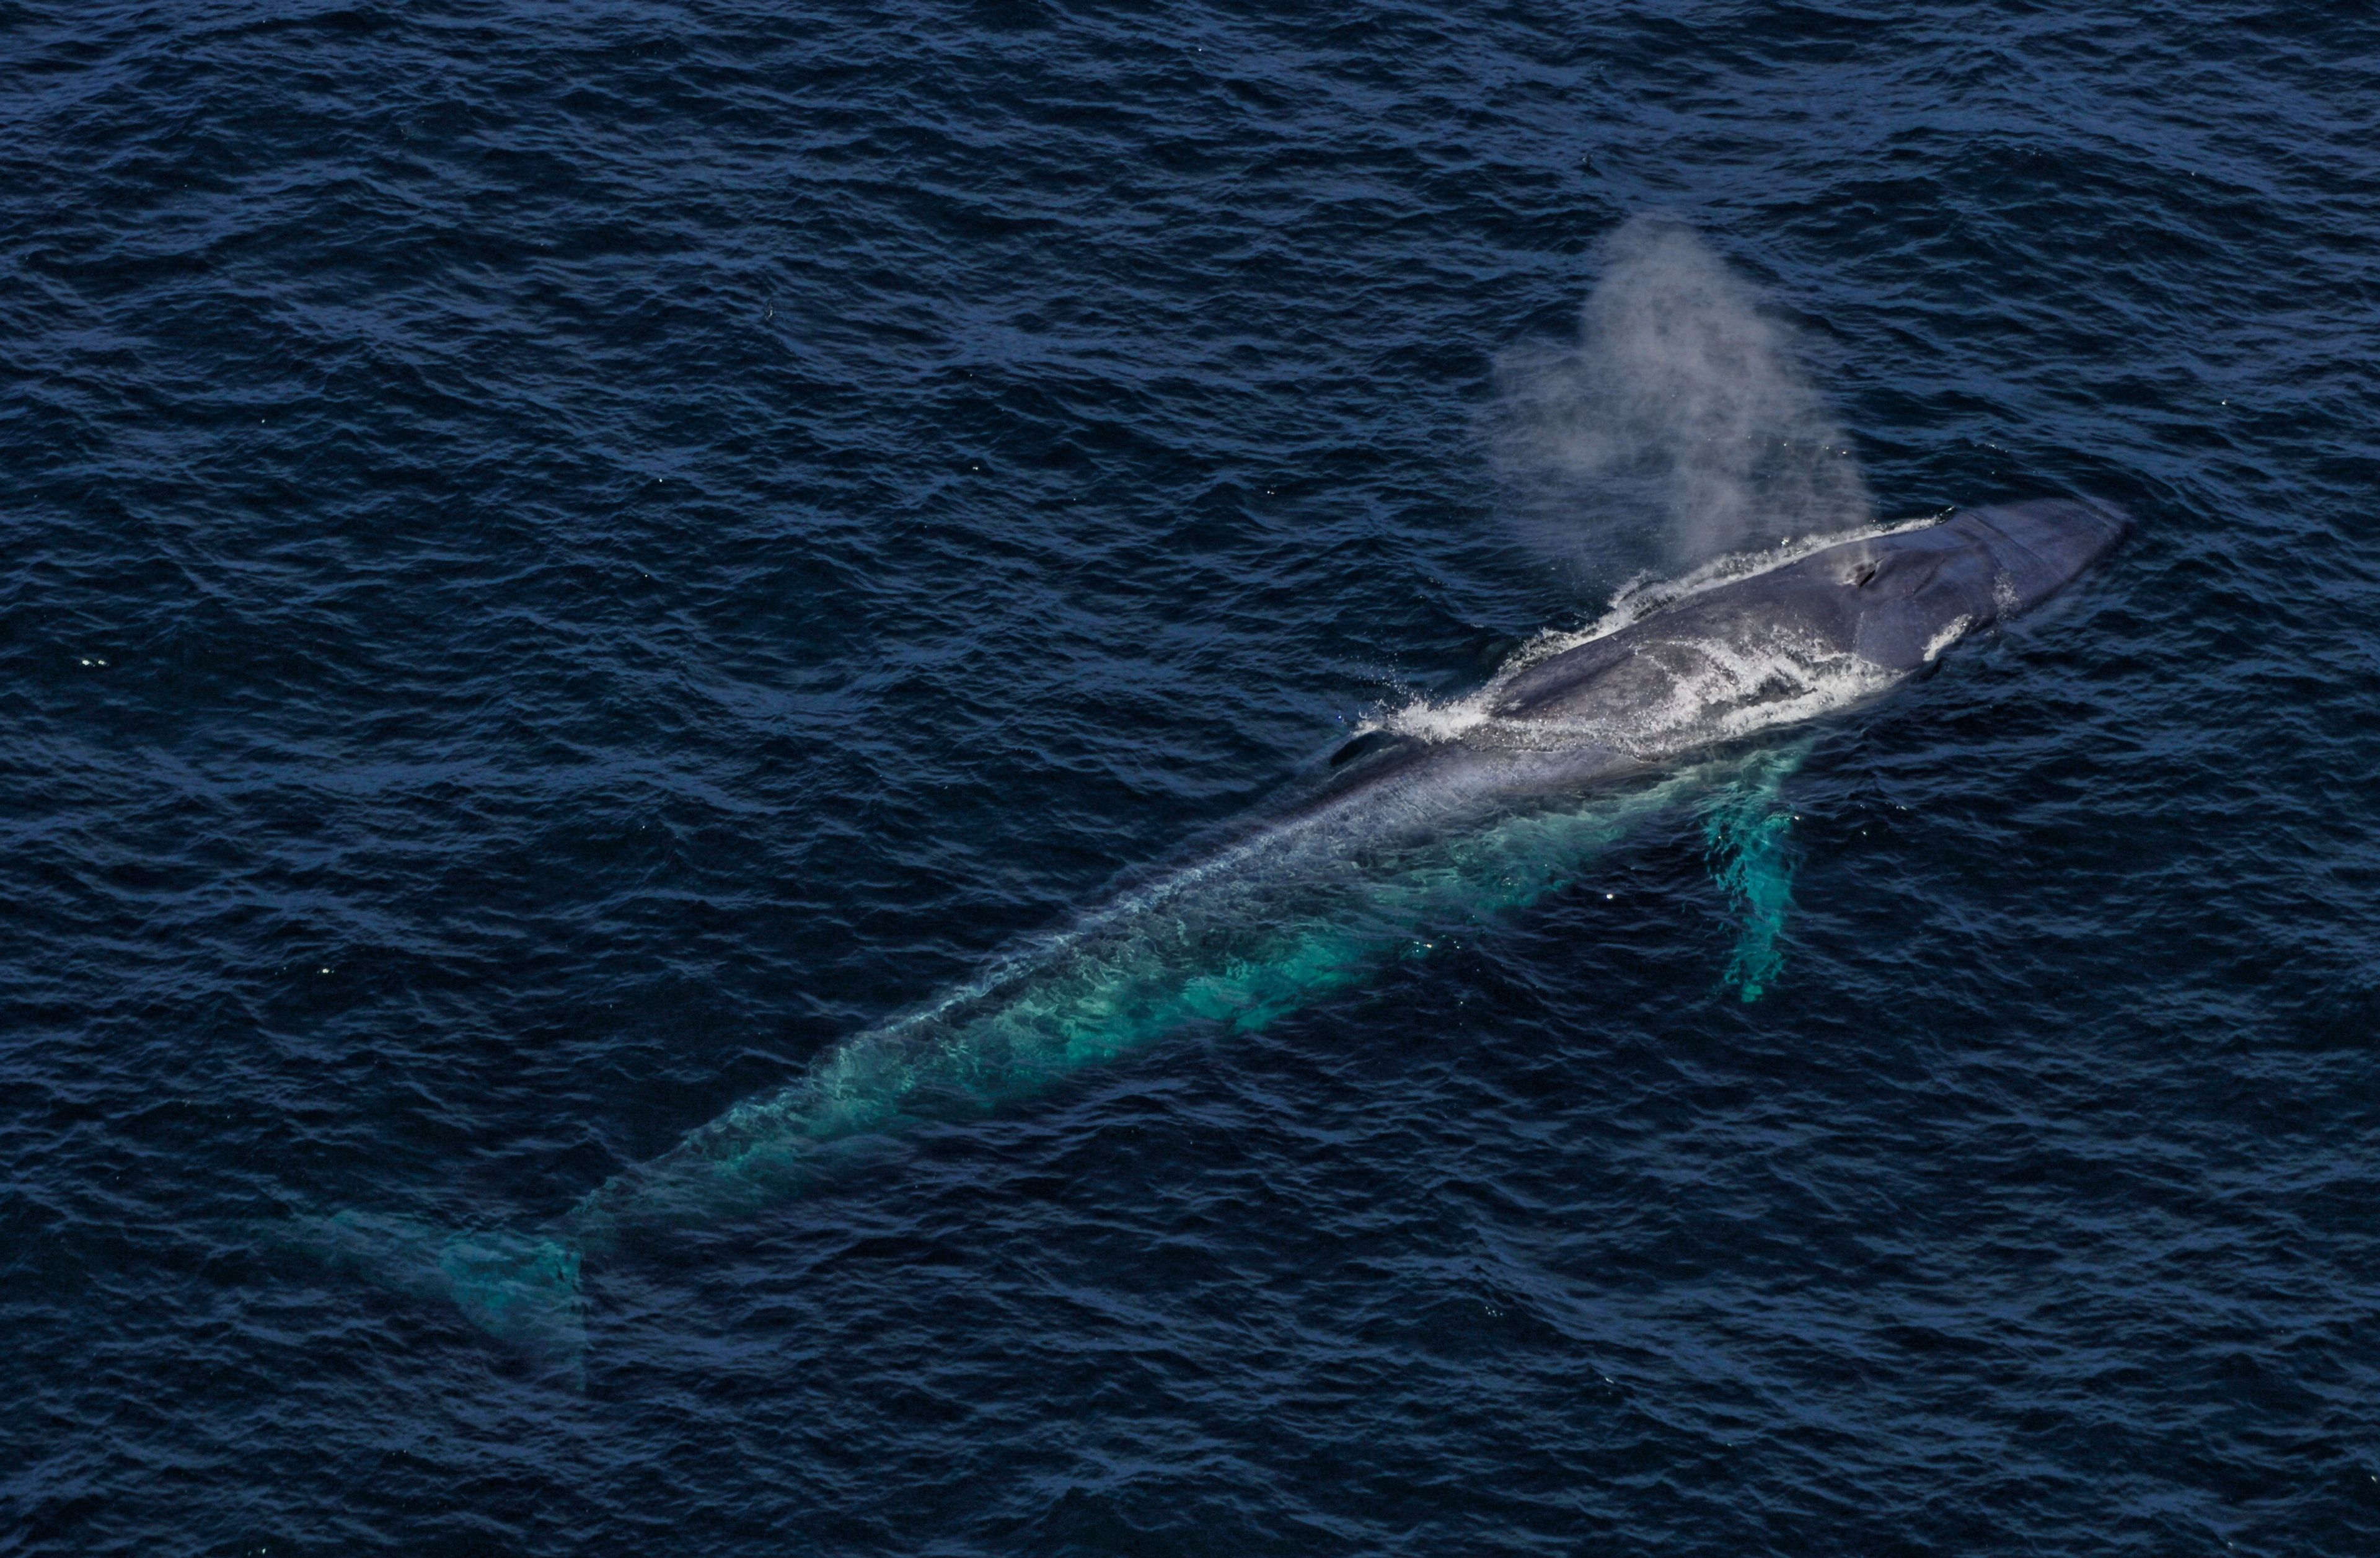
1285;497;2129;837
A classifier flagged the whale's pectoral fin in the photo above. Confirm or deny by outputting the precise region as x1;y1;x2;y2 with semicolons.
1702;742;1809;1003
274;1210;588;1386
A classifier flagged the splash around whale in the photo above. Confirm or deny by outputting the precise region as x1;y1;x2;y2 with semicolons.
285;498;2126;1378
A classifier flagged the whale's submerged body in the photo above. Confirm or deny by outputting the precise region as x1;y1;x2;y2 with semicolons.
294;498;2126;1373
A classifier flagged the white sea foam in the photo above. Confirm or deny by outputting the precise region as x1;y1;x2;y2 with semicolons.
1449;629;1893;761
1921;614;1973;664
1372;514;1941;756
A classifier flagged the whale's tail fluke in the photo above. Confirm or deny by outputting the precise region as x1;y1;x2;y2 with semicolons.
276;1210;588;1385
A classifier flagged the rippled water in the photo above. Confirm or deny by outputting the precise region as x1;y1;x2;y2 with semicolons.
7;3;2379;1553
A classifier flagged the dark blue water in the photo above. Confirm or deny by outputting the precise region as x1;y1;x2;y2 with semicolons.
8;3;2380;1552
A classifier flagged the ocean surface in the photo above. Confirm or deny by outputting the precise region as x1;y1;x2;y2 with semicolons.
6;3;2379;1553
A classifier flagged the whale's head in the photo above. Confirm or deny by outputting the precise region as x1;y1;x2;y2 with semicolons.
1954;499;2131;614
1836;498;2128;671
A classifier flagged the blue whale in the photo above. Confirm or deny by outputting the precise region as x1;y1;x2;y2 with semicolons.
293;497;2125;1373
